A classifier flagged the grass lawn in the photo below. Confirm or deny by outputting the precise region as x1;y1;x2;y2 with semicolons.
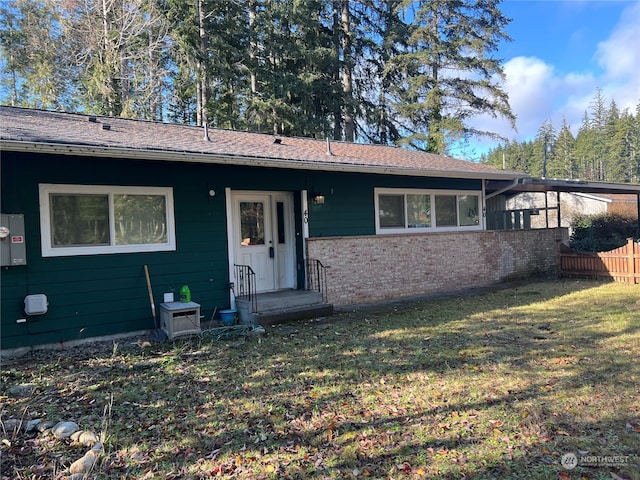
1;279;639;479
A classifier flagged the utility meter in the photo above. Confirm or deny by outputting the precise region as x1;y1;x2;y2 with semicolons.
0;214;27;266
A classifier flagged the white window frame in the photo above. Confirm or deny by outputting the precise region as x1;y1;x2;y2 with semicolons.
39;184;176;257
374;187;483;234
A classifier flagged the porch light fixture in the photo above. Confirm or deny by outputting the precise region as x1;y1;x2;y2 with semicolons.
313;193;325;205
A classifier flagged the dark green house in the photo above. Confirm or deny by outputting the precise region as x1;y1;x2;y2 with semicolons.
2;106;566;353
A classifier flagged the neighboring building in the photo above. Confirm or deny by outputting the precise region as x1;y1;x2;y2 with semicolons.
0;107;597;352
506;191;639;231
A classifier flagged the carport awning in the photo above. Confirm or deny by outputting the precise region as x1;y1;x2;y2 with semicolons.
485;177;640;196
485;177;640;234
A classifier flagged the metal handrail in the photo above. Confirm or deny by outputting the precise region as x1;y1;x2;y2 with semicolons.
233;264;257;313
305;258;328;303
486;207;560;230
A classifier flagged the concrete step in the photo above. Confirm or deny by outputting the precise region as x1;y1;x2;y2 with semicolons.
252;302;334;326
236;289;332;325
255;290;324;310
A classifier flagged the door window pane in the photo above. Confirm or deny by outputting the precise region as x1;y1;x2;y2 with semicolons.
435;195;457;226
407;194;431;228
379;194;405;228
276;201;285;244
458;195;479;226
114;194;168;245
240;202;265;245
50;194;109;246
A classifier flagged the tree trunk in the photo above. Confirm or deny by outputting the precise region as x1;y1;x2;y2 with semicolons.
196;0;209;126
101;0;114;116
341;0;354;142
249;0;257;95
332;2;342;140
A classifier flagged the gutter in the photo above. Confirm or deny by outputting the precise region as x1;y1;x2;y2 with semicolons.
1;140;523;181
485;178;521;199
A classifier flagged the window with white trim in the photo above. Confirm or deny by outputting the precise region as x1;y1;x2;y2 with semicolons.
39;184;176;257
375;188;482;234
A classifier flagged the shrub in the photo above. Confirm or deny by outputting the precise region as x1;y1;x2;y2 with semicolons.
570;213;639;252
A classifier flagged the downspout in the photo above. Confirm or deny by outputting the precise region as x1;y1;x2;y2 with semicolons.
485;178;522;199
484;178;521;231
225;187;236;310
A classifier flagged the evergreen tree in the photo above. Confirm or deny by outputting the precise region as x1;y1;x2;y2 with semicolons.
1;0;518;150
555;117;576;179
355;0;408;145
389;0;515;153
484;91;639;182
0;0;77;110
535;120;556;178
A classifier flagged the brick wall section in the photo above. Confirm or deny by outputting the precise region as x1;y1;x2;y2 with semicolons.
306;228;569;306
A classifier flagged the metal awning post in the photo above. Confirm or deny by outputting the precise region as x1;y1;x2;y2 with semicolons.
545;191;549;228
637;194;640;238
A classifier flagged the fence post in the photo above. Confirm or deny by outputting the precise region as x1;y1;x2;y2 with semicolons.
629;238;637;285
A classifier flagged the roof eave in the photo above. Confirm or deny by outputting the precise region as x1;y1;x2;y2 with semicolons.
1;140;525;181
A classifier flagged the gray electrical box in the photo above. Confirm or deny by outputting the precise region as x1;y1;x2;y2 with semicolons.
0;214;27;266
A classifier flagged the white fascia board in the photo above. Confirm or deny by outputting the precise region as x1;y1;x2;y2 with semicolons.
2;140;524;181
572;192;612;203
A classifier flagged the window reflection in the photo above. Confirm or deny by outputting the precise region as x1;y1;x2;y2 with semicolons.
240;202;265;245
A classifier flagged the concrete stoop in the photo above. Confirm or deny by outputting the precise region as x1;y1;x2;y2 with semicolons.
236;290;333;326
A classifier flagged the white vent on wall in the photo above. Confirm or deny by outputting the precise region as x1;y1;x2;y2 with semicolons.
25;294;48;315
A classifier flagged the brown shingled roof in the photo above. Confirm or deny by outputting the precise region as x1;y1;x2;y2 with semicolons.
1;106;522;179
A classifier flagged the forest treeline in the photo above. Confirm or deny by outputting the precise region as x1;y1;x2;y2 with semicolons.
0;0;516;152
2;0;637;178
481;90;640;184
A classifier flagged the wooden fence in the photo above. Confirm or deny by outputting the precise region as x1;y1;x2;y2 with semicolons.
558;238;640;284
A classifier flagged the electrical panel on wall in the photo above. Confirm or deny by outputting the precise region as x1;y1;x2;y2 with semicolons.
0;214;27;266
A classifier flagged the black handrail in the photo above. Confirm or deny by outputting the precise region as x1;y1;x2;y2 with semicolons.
233;264;257;313
305;258;328;303
486;207;560;230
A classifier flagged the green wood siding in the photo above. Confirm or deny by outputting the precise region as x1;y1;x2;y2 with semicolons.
306;172;482;237
1;151;481;350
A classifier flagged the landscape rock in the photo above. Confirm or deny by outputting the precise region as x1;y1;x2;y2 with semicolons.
7;383;36;396
52;421;79;439
36;420;55;432
1;418;21;434
67;474;88;480
70;430;99;446
69;442;103;474
24;418;42;432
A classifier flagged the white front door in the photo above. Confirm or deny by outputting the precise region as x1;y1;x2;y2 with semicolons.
232;191;296;292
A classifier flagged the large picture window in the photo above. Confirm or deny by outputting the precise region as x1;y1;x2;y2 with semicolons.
39;184;176;257
375;188;481;233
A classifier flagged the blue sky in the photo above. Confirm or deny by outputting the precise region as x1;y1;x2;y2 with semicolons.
461;0;640;159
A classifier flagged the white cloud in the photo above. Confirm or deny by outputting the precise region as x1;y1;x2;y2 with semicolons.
470;57;596;146
595;2;640;83
463;2;640;160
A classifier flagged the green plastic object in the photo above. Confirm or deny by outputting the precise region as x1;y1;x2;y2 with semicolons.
179;285;191;303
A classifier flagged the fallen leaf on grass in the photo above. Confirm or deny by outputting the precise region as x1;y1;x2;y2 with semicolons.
625;422;640;433
610;474;628;480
